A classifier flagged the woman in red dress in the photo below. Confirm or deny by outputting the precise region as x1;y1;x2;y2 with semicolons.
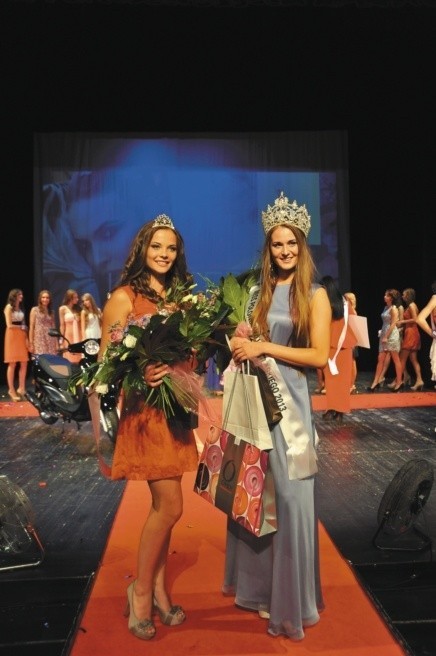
397;288;424;391
99;214;198;641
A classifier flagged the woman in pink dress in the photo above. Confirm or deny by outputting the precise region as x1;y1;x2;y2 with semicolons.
59;289;82;363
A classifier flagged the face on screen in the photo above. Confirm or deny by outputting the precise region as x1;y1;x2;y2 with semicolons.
66;190;139;299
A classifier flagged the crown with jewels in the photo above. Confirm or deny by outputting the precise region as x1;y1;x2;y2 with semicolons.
152;214;175;230
261;192;311;238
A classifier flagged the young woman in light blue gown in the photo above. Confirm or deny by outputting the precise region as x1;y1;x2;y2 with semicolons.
223;192;331;640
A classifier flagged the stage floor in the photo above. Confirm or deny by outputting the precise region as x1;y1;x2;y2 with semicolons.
0;373;435;655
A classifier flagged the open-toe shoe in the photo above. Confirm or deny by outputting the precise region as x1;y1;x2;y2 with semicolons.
124;581;156;640
153;596;186;626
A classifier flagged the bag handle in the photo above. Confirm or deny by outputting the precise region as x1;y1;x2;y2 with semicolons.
222;353;254;438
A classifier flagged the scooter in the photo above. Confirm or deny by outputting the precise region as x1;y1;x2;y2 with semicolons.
25;329;119;440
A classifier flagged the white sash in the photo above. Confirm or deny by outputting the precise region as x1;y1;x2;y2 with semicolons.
328;298;349;375
263;357;318;480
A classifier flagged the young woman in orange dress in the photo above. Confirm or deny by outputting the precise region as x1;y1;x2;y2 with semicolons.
98;215;198;641
3;288;29;401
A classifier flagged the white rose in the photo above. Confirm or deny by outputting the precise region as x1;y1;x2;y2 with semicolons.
181;294;193;303
96;383;109;395
123;334;137;348
120;352;129;361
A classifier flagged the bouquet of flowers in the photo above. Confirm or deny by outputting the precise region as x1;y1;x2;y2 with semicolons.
71;278;235;421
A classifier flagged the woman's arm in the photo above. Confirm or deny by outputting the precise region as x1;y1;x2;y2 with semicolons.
29;307;36;352
416;295;436;338
4;305;12;328
99;288;132;355
80;310;86;341
99;288;167;388
232;286;332;369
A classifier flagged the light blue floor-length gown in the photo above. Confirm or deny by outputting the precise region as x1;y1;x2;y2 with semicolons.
223;284;324;640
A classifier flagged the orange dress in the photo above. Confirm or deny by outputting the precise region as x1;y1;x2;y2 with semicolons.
111;286;199;481
323;301;358;414
4;309;28;363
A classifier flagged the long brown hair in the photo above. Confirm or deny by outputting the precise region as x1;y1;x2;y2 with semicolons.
117;220;191;301
251;225;316;347
37;290;54;316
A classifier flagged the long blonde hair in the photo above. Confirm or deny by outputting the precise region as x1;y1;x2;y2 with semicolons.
251;225;316;347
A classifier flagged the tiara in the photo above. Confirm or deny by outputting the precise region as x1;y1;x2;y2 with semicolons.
152;214;175;229
261;192;311;238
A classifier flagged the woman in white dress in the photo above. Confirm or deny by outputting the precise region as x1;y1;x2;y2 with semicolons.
80;292;102;339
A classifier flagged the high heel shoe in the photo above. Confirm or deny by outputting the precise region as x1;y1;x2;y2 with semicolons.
124;581;156;640
392;382;404;393
153;596;186;626
7;391;20;402
366;383;380;392
410;382;424;392
313;386;325;394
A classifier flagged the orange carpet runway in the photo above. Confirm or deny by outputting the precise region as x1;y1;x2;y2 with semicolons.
67;392;434;656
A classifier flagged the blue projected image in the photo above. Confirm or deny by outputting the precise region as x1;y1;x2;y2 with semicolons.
37;135;343;309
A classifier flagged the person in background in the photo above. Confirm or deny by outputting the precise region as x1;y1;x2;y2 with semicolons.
98;214;198;641
59;289;82;363
367;289;403;392
321;278;357;422
3;288;29;401
416;280;436;389
28;290;58;356
396;288;424;391
80;292;102;340
380;289;411;387
344;291;359;393
224;191;331;640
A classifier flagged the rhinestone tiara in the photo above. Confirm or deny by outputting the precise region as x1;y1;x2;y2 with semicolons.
152;214;175;230
261;191;311;238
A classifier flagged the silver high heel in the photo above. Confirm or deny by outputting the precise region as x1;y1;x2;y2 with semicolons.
153;595;186;626
124;581;156;640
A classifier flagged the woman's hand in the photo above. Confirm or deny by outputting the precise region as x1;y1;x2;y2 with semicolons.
144;362;169;388
231;337;263;364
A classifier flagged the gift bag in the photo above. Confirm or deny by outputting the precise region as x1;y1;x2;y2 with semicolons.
194;425;277;537
222;365;274;450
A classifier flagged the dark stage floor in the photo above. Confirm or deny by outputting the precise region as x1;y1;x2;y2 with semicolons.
0;374;435;655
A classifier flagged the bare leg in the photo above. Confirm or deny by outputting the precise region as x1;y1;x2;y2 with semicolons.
17;361;28;394
7;363;17;396
369;352;388;388
391;352;403;386
379;352;391;382
409;351;424;387
133;477;183;621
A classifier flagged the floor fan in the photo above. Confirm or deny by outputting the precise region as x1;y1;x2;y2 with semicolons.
373;459;434;554
0;475;45;571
